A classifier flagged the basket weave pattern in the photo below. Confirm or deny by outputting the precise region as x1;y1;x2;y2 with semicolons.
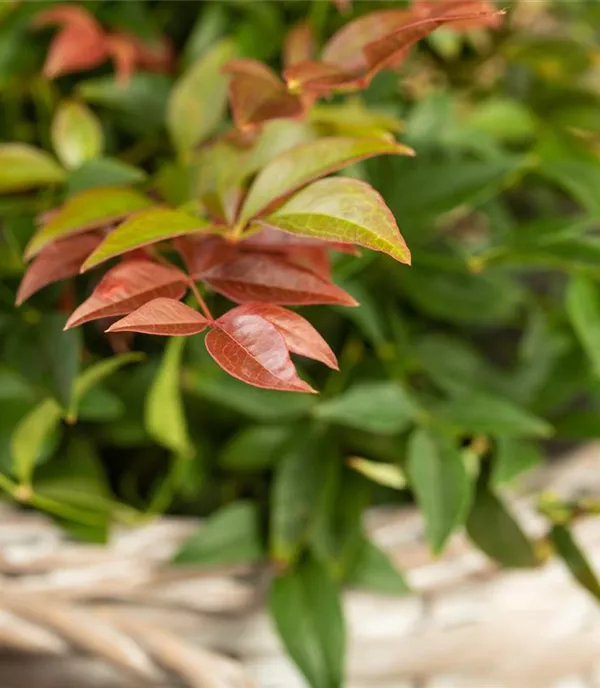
2;444;600;688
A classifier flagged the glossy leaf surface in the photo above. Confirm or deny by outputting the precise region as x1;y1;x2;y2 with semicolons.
205;309;315;393
65;261;188;329
26;187;153;258
238;136;413;224
81;208;209;270
266;177;410;263
107;297;209;336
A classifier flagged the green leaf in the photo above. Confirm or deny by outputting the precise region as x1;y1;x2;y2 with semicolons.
51;100;104;170
465;98;537;144
269;557;345;688
466;479;538;568
347;457;406;490
407;428;470;554
263;177;410;263
39;313;80;410
145;338;193;458
77;386;124;422
270;430;329;565
82;208;208;270
11;398;62;486
566;274;600;377
173;501;264;566
435;390;552;438
314;381;415;435
492;438;541;487
25;187;153;258
551;524;600;600
79;73;172;135
219;425;292;472
345;537;409;595
539;159;600;216
0;144;65;193
67;158;147;195
167;40;235;156
68;352;144;423
239;136;413;224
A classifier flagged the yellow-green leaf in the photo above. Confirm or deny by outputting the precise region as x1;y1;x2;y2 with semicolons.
25;187;154;258
81;208;209;270
347;457;406;490
51;100;104;170
0;144;65;193
262;177;410;264
167;40;235;156
11;398;62;486
239;136;414;224
145;337;193;458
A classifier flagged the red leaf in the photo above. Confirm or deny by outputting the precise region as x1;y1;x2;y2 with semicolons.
202;252;358;307
241;226;359;256
285;246;331;280
285;61;361;96
412;0;504;30
232;304;338;370
65;260;188;329
34;5;108;79
284;21;316;69
106;32;175;86
16;232;102;306
205;310;315;392
174;235;237;279
107;297;209;336
223;59;307;131
332;0;352;13
105;34;137;87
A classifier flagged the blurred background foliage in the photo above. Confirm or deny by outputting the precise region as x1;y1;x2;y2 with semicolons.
2;0;600;591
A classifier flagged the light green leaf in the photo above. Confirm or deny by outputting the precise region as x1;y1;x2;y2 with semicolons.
68;353;144;423
270;430;329;565
435;390;552;438
173;501;264;566
239;136;413;224
347;457;406;490
82;208;208;270
314;381;415;435
11;398;62;486
51;100;104;170
219;425;292;472
67;158;147;195
269;557;345;688
346;537;410;595
466;479;539;568
465;98;537;144
551;524;600;600
25;187;153;258
492;438;541;487
167;40;235;155
263;177;410;263
145;338;193;458
0;144;65;193
566;274;600;377
407;428;470;554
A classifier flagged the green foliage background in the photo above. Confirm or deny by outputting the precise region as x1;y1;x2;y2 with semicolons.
3;1;600;685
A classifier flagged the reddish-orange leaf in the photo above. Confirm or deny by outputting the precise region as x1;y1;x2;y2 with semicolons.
174;235;237;279
284;60;361;96
223;59;306;131
412;0;504;30
106;32;175;86
284;245;331;280
105;34;137;87
241;226;359;256
106;297;209;336
202;252;358;307
322;9;413;72
206;310;315;392
332;0;352;12
16;232;102;306
65;260;188;329
34;5;108;79
124;33;174;73
231;304;338;370
284;21;316;69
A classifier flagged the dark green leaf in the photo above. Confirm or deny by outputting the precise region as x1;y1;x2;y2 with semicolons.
219;425;292;472
551;524;600;600
346;537;410;595
67;158;147;196
314;382;415;435
407;428;471;554
466;479;538;568
566;274;600;376
492;438;541;487
173;501;264;566
269;557;345;688
39;313;80;410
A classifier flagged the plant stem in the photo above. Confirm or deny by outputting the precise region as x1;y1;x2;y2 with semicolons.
188;280;214;321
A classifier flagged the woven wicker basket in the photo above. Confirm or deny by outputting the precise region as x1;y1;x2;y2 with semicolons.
2;444;600;688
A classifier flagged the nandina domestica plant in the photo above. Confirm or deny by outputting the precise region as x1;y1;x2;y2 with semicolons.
18;0;502;393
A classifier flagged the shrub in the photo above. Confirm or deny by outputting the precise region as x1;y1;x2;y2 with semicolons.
2;1;600;685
